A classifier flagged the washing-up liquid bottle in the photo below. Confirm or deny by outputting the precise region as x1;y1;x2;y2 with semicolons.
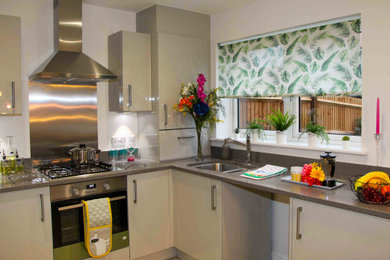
5;136;16;174
2;150;10;175
15;150;23;174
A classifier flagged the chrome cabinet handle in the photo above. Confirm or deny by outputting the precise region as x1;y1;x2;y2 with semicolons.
127;84;132;107
133;180;137;204
211;185;217;211
11;81;15;109
177;136;195;140
40;194;45;222
296;206;302;240
163;104;168;126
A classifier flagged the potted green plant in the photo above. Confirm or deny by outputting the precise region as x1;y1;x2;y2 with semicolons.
300;122;330;146
233;127;240;139
245;119;265;142
264;109;296;144
342;135;350;149
354;118;361;136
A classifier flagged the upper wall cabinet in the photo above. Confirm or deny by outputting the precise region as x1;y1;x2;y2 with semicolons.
0;15;21;115
158;33;209;129
108;31;152;112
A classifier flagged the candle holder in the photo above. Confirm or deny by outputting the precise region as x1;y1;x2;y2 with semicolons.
374;133;382;166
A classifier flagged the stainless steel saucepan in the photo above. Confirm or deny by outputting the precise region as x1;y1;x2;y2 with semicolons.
69;144;96;163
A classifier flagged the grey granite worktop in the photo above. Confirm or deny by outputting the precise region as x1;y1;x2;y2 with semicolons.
2;158;390;220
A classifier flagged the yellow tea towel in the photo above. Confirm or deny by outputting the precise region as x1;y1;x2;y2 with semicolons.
82;198;112;258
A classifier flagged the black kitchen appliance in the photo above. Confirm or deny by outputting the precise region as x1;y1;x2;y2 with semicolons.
50;176;128;260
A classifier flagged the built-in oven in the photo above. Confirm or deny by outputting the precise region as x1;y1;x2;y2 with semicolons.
50;176;128;260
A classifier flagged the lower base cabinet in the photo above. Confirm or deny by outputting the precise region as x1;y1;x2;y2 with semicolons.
290;198;390;260
127;170;173;259
222;182;272;260
0;186;53;260
173;170;222;260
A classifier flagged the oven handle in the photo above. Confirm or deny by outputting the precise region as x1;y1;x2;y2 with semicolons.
57;195;126;212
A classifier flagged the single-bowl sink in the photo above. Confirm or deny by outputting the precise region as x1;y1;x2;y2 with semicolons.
189;162;244;173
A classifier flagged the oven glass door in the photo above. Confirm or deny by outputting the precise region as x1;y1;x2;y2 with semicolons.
51;190;128;259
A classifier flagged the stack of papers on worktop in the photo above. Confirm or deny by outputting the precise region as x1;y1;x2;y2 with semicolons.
241;164;287;180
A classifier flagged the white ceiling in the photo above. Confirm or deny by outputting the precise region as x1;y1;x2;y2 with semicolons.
83;0;256;15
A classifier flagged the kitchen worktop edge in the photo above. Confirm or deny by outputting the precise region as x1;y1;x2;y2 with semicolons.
2;158;390;220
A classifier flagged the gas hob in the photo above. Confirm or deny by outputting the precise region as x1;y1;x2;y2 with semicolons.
37;161;112;179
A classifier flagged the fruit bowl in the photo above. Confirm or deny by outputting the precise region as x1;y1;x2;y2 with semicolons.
349;176;390;204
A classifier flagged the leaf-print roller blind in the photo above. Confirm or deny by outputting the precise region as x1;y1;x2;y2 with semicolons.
217;19;362;97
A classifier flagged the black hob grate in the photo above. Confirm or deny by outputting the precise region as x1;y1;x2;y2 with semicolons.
38;161;112;179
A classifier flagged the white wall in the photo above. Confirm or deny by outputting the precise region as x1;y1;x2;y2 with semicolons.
211;0;390;167
83;3;138;151
0;0;138;157
211;1;390;259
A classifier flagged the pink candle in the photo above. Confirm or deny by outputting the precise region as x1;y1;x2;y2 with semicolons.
376;97;380;135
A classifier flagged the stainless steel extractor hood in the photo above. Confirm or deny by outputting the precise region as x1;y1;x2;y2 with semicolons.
29;0;117;84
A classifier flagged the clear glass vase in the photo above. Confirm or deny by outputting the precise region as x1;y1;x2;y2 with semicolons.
196;127;203;161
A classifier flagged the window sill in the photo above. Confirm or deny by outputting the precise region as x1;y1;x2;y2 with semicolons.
210;137;367;156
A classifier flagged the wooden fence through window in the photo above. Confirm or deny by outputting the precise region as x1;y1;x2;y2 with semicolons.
238;98;283;130
300;96;362;135
238;96;362;135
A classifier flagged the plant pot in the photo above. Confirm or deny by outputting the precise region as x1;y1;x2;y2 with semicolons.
233;133;240;139
276;131;287;145
251;134;260;143
308;133;319;147
354;127;361;136
342;140;350;150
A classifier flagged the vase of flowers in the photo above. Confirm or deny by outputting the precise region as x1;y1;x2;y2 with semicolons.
174;74;223;161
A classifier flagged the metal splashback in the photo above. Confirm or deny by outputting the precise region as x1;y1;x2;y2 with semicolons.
29;0;116;84
29;81;97;159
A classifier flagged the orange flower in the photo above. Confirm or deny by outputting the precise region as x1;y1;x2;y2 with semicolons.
178;97;193;109
310;166;325;182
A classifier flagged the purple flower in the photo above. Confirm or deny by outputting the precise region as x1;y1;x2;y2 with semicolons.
197;87;207;102
193;102;209;117
197;74;206;87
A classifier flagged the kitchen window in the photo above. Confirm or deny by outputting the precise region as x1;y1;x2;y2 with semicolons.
299;96;362;136
237;97;284;130
218;16;362;148
237;95;362;136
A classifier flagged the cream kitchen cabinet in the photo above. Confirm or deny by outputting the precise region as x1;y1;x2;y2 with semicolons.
0;186;52;260
173;170;222;260
290;198;390;260
108;31;152;112
157;32;210;130
0;14;21;115
222;182;272;260
136;6;211;162
127;170;173;259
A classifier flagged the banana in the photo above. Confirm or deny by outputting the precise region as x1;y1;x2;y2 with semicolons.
355;171;390;191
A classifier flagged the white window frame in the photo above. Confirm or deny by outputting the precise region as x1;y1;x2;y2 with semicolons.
231;96;362;149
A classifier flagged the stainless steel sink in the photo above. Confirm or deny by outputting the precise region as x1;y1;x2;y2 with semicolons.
189;162;244;173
